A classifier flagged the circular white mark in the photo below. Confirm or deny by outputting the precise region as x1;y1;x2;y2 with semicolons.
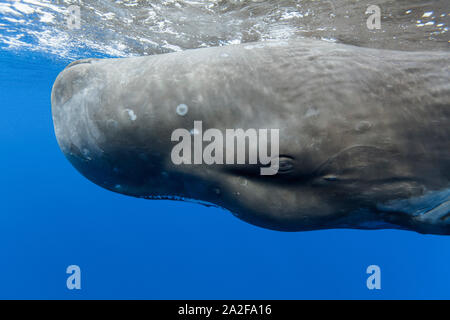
238;177;248;187
124;109;137;121
176;104;188;116
190;128;200;135
355;121;372;132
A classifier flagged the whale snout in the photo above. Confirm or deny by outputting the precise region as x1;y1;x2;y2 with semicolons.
51;60;114;189
52;59;143;194
51;58;191;198
52;60;93;111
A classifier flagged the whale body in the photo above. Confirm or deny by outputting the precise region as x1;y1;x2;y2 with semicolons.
51;39;450;235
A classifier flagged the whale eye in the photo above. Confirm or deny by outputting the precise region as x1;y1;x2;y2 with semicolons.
278;156;295;174
323;175;339;182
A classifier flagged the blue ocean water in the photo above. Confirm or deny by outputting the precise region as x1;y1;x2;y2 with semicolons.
1;47;450;300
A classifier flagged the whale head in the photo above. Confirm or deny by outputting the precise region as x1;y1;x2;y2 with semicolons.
52;40;450;234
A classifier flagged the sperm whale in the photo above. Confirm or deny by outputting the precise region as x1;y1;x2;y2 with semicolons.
51;39;450;235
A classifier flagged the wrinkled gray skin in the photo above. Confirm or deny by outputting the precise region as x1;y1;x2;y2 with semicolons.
52;39;450;235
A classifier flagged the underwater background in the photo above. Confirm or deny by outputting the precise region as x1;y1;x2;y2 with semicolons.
0;0;449;299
